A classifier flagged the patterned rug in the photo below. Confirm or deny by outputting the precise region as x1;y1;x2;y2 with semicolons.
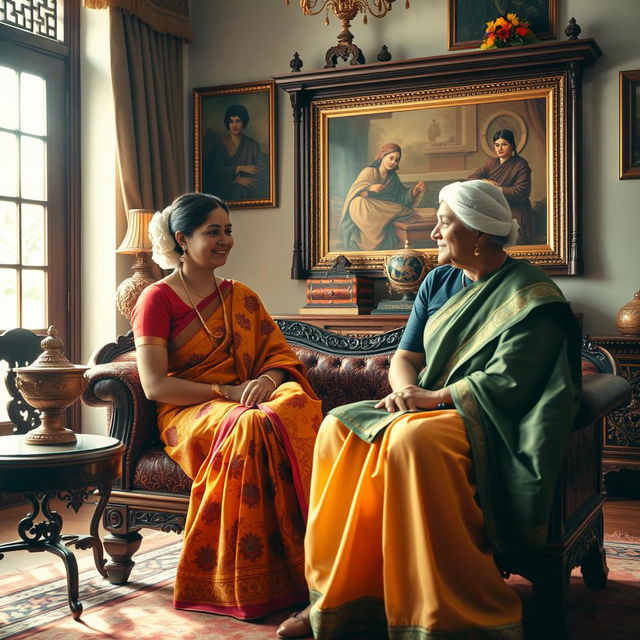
1;536;638;639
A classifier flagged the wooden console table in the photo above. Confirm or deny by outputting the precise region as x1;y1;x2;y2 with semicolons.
0;434;125;618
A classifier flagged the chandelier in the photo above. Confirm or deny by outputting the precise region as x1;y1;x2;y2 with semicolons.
285;1;410;67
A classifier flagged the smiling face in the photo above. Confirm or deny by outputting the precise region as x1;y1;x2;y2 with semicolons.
380;151;401;172
430;201;479;267
494;137;514;161
179;206;233;270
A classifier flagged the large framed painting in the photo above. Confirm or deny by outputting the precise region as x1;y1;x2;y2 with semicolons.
274;39;602;278
193;81;276;208
448;0;558;50
316;82;553;270
620;69;640;180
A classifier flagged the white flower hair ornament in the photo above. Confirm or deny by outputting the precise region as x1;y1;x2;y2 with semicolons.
148;206;180;270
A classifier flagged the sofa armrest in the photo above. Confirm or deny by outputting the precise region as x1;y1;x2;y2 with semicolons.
573;373;632;430
83;360;157;490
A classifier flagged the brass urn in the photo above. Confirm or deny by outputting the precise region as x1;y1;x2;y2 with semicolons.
616;290;640;336
15;326;89;445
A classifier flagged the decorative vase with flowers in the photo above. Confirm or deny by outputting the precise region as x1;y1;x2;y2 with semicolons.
480;13;537;50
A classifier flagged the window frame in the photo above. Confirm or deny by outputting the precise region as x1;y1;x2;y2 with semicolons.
0;0;81;434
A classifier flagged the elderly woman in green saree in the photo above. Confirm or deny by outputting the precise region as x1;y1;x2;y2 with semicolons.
277;180;581;639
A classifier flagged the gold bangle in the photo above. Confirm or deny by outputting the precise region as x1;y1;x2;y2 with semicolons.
259;373;278;389
210;382;227;399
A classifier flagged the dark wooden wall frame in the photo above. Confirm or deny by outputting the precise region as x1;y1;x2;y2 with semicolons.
619;69;640;180
274;38;602;279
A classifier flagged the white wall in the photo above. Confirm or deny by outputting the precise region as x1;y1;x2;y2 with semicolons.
81;7;119;434
188;0;640;334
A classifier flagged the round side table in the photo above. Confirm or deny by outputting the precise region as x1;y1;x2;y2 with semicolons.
0;434;125;619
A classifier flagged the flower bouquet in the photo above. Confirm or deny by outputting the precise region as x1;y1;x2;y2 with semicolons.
480;13;537;50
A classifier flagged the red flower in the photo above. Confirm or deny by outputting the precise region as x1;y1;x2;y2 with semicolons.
243;353;253;374
233;331;243;348
260;320;275;336
235;313;251;330
242;482;261;508
163;425;179;447
285;394;308;409
311;414;322;432
244;294;260;313
212;452;224;471
515;25;529;36
201;501;222;524
194;545;217;570
497;26;511;40
229;454;244;478
239;532;263;561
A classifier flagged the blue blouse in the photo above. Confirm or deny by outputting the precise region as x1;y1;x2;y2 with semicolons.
399;258;516;353
398;265;468;353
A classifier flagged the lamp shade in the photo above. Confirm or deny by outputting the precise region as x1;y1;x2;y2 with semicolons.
116;209;154;254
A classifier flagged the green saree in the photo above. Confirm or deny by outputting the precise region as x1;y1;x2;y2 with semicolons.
330;260;581;554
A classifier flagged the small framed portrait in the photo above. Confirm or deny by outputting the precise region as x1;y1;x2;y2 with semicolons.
193;81;276;208
448;0;557;50
620;69;640;180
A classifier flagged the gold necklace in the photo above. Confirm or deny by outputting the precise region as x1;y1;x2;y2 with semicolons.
179;268;231;350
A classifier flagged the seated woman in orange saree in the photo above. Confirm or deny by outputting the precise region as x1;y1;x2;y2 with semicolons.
131;193;322;620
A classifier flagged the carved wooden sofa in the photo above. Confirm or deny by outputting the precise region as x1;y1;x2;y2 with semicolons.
83;320;631;638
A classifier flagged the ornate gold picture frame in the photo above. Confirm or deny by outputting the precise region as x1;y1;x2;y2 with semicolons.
620;69;640;180
274;39;601;279
193;81;276;208
309;76;564;274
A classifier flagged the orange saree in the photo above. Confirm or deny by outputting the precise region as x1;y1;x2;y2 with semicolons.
132;280;322;619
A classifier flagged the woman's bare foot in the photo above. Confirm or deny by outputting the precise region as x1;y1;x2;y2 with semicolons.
276;605;312;638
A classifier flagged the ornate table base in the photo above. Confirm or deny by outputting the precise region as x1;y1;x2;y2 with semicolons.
0;435;124;619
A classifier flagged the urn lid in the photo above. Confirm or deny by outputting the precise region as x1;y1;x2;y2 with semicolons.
14;326;88;373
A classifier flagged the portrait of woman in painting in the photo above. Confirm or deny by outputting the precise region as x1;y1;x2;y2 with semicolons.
467;129;535;244
205;104;268;202
340;143;426;252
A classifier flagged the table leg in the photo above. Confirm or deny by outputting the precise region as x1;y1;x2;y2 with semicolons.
58;482;111;577
0;491;85;619
88;482;111;576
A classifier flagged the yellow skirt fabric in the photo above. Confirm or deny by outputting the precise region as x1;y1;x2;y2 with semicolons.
304;410;523;639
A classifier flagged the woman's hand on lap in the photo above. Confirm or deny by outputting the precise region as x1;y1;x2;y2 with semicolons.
239;376;277;407
374;385;442;413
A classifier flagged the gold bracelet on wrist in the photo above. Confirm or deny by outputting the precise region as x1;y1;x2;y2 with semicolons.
259;373;278;389
210;382;227;399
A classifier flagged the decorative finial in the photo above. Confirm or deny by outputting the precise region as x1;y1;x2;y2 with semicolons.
565;18;581;40
32;326;74;368
290;52;303;72
377;45;392;62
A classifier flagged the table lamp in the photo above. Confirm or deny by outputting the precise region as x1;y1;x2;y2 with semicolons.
115;209;157;320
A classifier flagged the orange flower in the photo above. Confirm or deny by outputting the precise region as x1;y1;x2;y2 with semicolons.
507;13;519;26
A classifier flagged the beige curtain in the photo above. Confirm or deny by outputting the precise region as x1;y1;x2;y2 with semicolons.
84;0;192;40
85;0;190;211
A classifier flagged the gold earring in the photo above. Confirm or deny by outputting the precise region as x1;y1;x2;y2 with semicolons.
474;245;480;257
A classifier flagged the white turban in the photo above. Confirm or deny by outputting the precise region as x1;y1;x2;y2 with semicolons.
438;180;519;246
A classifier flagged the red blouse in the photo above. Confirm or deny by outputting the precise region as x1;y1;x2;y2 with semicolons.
131;280;231;347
